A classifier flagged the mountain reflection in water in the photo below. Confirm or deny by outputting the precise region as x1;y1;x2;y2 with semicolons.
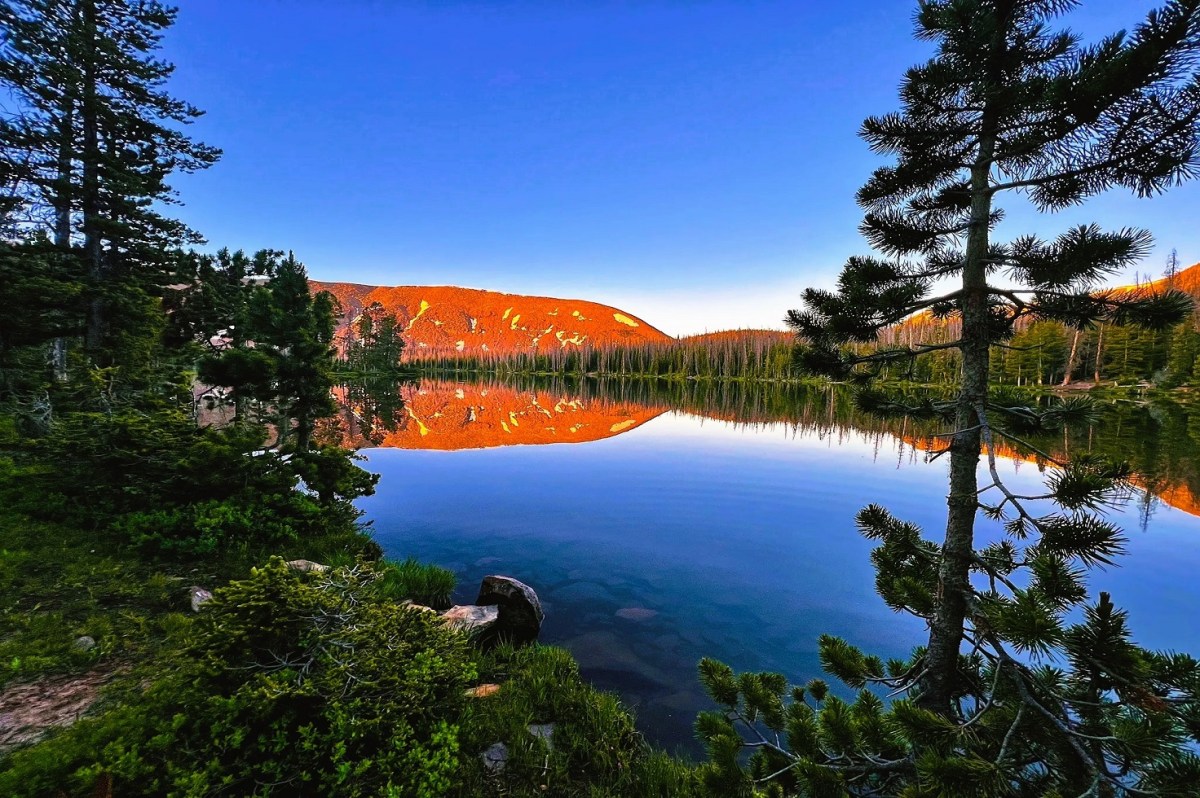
329;376;1200;519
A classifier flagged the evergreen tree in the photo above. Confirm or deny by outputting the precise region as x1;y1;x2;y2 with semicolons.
700;2;1200;795
0;0;220;361
341;301;407;375
199;252;338;452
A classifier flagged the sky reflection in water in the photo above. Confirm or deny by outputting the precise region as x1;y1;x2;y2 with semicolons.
356;389;1200;755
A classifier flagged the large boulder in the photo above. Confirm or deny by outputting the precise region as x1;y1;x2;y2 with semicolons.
475;575;543;644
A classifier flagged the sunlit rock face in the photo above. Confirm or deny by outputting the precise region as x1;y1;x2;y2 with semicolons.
332;381;665;451
310;282;671;357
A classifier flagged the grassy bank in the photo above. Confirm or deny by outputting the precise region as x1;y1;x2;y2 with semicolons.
0;453;699;797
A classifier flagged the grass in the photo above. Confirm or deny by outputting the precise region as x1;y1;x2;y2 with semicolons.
455;644;700;796
371;556;457;609
0;502;189;688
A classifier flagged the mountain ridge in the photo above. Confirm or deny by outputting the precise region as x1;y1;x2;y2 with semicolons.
311;281;671;357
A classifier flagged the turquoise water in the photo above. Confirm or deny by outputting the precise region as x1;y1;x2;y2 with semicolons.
355;386;1200;754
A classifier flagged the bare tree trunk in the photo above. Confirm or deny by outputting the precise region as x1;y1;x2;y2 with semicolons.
50;78;75;381
1061;328;1080;387
1094;325;1105;383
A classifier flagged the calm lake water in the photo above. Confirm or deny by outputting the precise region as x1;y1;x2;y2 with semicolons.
347;378;1200;755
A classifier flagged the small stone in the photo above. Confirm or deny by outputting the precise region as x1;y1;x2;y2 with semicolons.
285;559;329;574
465;683;501;699
528;723;555;749
481;742;508;774
400;600;438;614
188;586;213;612
441;604;500;636
73;636;96;651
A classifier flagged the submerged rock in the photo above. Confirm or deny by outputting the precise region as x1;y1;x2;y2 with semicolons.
441;604;500;636
615;606;658;621
476;575;544;644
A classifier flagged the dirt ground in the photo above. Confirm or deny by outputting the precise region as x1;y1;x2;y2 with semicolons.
0;666;120;752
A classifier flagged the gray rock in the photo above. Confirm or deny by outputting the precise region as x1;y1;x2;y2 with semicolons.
476;575;544;644
441;604;500;636
72;636;96;651
528;723;555;749
481;742;508;774
188;586;213;612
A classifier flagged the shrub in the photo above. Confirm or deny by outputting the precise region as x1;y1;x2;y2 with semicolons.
0;559;477;797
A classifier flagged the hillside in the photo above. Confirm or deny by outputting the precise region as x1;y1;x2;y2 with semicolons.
311;282;671;357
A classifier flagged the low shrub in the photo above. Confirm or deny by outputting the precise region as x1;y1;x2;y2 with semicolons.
0;559;477;797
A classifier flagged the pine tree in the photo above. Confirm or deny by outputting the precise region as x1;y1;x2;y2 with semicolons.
700;3;1200;795
0;0;220;361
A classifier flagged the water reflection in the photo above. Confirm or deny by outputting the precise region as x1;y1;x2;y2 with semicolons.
335;376;1200;519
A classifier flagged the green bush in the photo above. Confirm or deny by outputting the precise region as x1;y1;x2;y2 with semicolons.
0;559;477;797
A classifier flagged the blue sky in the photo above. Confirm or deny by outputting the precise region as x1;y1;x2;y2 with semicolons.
163;1;1200;335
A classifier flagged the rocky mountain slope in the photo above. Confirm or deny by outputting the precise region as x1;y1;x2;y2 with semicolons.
311;282;671;357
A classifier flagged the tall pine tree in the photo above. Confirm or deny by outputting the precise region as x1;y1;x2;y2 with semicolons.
0;0;219;361
699;2;1200;795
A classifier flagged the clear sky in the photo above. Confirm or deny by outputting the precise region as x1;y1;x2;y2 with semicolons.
162;0;1200;336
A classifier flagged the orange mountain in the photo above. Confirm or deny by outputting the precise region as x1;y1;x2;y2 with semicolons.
334;381;665;450
1114;261;1200;296
311;282;671;357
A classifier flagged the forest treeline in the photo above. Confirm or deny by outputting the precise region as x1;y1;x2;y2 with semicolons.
868;266;1200;387
414;330;797;381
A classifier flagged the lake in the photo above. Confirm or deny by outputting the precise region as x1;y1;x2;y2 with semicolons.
343;378;1200;756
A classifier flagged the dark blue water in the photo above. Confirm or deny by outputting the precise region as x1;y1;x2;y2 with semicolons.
357;402;1200;754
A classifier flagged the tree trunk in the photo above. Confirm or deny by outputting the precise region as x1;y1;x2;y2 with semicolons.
1061;329;1080;387
1094;325;1105;383
919;137;994;715
50;85;75;380
81;0;104;355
